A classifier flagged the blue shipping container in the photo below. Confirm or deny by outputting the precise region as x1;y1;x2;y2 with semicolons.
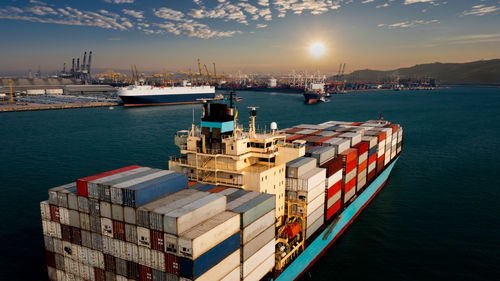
122;172;188;207
179;232;240;280
226;189;249;203
188;183;215;192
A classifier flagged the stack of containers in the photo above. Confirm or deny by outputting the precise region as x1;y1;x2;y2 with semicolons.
286;158;326;240
381;127;392;166
340;148;358;204
385;124;400;160
320;157;343;221
321;138;350;155
42;165;208;281
362;135;379;182
353;141;369;193
365;130;386;173
307;146;336;166
396;127;403;154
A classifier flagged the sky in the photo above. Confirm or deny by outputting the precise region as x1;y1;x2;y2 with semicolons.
0;0;499;75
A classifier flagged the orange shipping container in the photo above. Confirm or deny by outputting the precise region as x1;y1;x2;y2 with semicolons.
358;160;367;173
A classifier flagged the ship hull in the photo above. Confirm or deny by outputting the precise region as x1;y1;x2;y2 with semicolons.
275;156;399;281
303;93;323;104
119;93;215;107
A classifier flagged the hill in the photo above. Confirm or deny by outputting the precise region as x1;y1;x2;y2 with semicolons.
344;59;500;84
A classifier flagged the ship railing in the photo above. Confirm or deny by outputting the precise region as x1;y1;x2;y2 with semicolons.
169;156;188;165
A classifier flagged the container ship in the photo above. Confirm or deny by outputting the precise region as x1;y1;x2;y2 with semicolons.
303;82;327;104
118;81;215;107
40;97;403;281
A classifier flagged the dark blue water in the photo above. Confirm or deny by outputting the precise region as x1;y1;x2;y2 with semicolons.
1;87;499;280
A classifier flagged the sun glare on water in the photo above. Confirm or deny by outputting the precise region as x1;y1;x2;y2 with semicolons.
309;42;325;57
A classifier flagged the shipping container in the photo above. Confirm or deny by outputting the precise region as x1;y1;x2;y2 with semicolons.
305;215;324;240
178;233;239;280
77;166;142;197
164;193;226;235
241;209;275;244
191;250;240;281
241;239;275;278
111;170;173;205
220;266;240;281
232;194;275;228
286;168;326;192
285;157;316;178
88;167;152;200
226;191;261;210
241;224;274;261
178;211;239;259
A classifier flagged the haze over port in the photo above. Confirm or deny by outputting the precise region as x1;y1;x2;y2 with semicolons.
1;0;500;74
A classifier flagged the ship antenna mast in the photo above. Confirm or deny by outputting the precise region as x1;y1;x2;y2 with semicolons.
378;111;383;121
248;106;259;138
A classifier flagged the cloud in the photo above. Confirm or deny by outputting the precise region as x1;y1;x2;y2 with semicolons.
376;3;390;8
154;20;242;39
273;0;338;18
361;0;375;3
186;3;249;24
104;0;135;3
256;23;267;28
122;9;143;19
461;4;500;16
153;7;185;21
380;19;439;28
404;0;433;4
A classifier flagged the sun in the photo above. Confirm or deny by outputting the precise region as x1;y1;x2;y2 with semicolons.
309;42;325;57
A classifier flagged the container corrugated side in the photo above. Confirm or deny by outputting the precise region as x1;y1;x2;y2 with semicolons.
296;182;324;203
285;157;316;178
87;167;150;199
241;209;274;244
123;172;188;208
178;211;239;259
306;205;324;229
232;194;275;228
286;167;326;191
178;232;240;280
305;214;324;239
241;238;275;278
97;168;159;202
226;191;261;210
192;250;240;281
220;265;240;281
241;224;274;261
111;170;174;205
164;193;226;235
242;253;275;281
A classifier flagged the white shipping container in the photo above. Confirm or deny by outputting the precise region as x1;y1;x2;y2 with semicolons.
296;182;324;203
361;136;378;148
79;213;90;231
327;190;342;209
392;138;397;146
153;192;208;227
151;249;165;271
164;193;226;235
101;218;113;238
49;221;62;239
368;162;376;173
111;204;124;221
344;188;356;203
242;253;275;281
286;157;316;179
242;239;275;278
397;147;402;154
59;207;70;225
384;153;391;166
359;152;368;164
357;176;366;191
124;207;136;225
102;236;114;255
53;238;63;255
126;242;138;263
41;201;51;220
56;269;65;281
294;193;324;217
322;138;350;154
42;220;49;236
87;167;151;199
306;205;324;229
116;276;127;281
78;263;91;280
241;209;275;244
286;167;326;192
138;246;152;267
305;214;324;239
137;226;151;248
344;168;357;183
378;139;386;149
218;187;240;196
100;202;112;219
241;225;274;261
339;132;362;146
326;170;342;189
164;233;177;254
27;89;45;95
178;211;239;259
221;266;240;281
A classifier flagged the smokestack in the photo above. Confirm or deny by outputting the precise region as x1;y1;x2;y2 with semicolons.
63;63;66;73
76;58;80;72
82;52;87;73
87;51;92;75
71;58;75;73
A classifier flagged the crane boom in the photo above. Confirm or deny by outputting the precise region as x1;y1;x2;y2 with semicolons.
197;58;204;76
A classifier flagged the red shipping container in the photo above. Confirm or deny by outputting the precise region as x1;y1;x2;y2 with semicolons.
384;124;399;133
368;169;376;182
344;158;357;174
76;165;141;197
377;156;385;172
208;186;227;193
71;227;82;245
327;201;341;220
358;160;367;174
284;128;302;134
344;177;356;193
286;134;304;142
368;154;377;165
45;251;56;268
353;141;369;155
187;181;197;186
350;122;363;126
139;265;153;281
104;254;116;273
49;205;60;223
61;225;72;242
94;268;106;281
150;230;164;251
340;148;358;164
310;130;323;135
314;136;334;146
113;221;126;241
320;156;343;177
327;181;342;198
127;261;140;280
165;253;179;275
377;131;386;142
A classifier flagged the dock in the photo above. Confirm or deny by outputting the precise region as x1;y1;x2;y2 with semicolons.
0;102;120;113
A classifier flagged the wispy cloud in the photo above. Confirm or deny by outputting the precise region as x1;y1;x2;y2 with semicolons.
122;9;143;19
104;0;135;4
461;4;500;16
404;0;434;5
379;19;440;29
